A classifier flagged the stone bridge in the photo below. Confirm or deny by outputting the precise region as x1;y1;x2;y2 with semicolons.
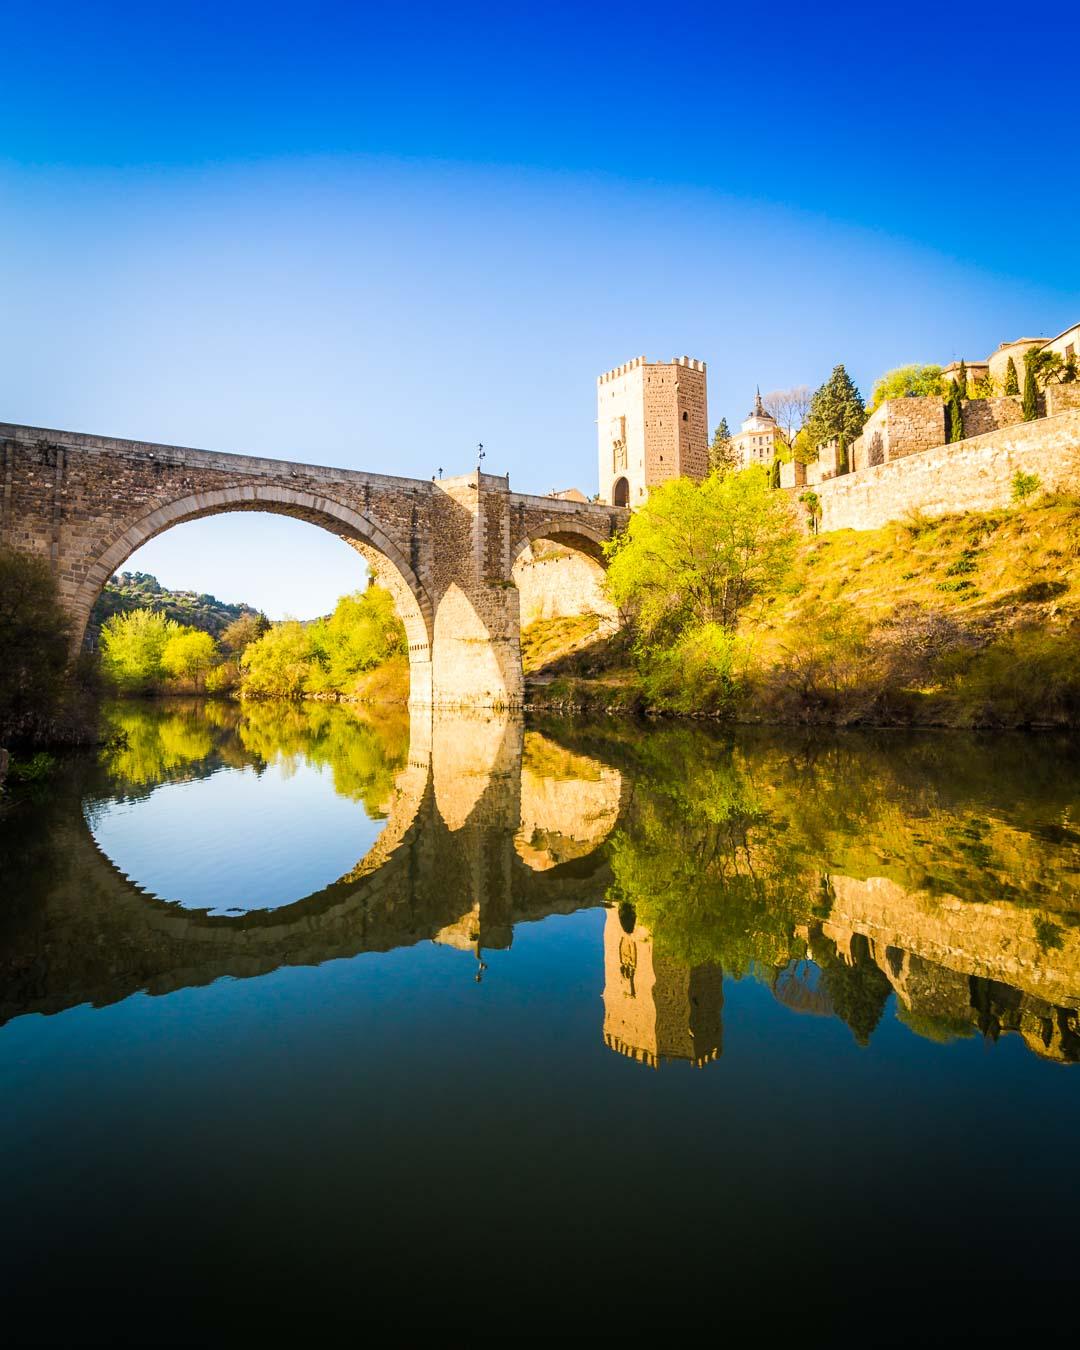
0;421;629;706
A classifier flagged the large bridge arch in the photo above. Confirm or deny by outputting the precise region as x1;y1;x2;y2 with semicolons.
70;484;436;706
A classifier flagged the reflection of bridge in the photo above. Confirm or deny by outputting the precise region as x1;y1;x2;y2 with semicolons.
0;421;627;707
4;711;1080;1067
0;712;627;1023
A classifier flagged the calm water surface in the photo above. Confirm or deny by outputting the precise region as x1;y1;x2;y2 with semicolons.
3;700;1080;1341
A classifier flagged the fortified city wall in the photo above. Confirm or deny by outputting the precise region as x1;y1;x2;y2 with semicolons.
810;406;1080;534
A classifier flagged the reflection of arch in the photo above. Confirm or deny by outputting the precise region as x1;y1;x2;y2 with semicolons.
71;485;435;701
612;476;629;507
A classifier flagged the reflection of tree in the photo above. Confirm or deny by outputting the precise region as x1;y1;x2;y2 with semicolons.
94;699;409;821
607;730;812;978
237;701;408;817
809;931;893;1046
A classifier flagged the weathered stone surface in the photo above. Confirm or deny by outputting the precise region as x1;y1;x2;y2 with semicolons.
809;408;1080;533
0;421;628;707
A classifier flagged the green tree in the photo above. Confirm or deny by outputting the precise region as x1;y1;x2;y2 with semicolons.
1004;357;1019;395
805;365;866;476
947;379;965;442
708;418;736;475
239;621;317;700
955;359;968;397
1023;353;1039;420
868;364;944;410
161;629;218;689
0;548;73;744
307;586;407;694
220;611;270;655
605;466;799;643
100;608;178;693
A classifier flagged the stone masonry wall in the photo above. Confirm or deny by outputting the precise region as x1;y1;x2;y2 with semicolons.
513;541;618;628
812;409;1080;533
1047;385;1080;416
960;395;1023;438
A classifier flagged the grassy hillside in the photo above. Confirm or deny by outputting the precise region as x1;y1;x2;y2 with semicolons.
525;496;1080;727
90;571;263;640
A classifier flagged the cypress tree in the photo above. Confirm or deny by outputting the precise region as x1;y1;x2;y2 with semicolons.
1004;356;1019;395
1022;360;1039;421
770;456;781;489
947;381;964;442
956;359;968;397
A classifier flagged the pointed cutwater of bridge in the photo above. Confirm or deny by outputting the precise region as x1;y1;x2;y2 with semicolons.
0;421;628;708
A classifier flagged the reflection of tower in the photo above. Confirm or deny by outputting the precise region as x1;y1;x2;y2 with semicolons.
601;906;723;1068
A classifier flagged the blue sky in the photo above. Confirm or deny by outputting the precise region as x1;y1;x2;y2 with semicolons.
3;1;1077;616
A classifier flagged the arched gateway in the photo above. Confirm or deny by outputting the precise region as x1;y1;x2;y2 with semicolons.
0;421;628;707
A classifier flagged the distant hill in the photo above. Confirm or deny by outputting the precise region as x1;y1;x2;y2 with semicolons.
90;571;264;640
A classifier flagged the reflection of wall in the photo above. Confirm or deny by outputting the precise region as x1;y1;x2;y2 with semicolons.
515;733;622;871
602;910;722;1068
818;875;1080;1062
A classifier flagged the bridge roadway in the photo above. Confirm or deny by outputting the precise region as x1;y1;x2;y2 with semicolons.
0;420;629;708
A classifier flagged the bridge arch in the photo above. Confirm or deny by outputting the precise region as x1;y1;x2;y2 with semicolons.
72;484;436;705
509;518;618;656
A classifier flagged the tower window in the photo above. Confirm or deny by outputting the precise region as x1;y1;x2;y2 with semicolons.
682;411;689;421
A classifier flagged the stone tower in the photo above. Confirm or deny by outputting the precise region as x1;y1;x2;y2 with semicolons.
597;355;708;507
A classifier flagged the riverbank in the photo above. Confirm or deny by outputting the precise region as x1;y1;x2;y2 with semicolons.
525;497;1080;728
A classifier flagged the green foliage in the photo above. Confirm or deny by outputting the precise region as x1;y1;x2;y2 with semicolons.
220;611;270;654
799;489;822;535
605;467;798;651
804;364;866;472
955;359;968;396
1012;470;1041;503
1004;357;1019;395
239;620;317;700
6;751;57;783
708;417;735;474
161;629;218;688
947;379;964;442
240;587;406;701
1022;354;1040;420
100;608;180;693
868;364;944;410
770;455;781;489
0;547;74;744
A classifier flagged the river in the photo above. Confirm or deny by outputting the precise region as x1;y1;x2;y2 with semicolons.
3;700;1080;1340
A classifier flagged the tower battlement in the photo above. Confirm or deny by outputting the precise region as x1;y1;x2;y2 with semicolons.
596;355;708;505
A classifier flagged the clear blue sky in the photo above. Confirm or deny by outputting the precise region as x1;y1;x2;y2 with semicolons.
3;1;1077;616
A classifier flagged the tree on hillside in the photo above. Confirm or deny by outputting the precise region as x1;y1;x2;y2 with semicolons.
868;364;944;410
0;548;73;744
708;418;736;475
1004;357;1019;395
804;365;866;475
761;386;812;449
955;359;968;397
605;466;799;642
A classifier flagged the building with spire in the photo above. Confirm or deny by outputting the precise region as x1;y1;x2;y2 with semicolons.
730;389;780;471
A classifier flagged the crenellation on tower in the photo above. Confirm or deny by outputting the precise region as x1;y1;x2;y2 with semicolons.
596;354;708;506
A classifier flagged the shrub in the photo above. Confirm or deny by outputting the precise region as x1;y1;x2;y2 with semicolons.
1012;470;1041;503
